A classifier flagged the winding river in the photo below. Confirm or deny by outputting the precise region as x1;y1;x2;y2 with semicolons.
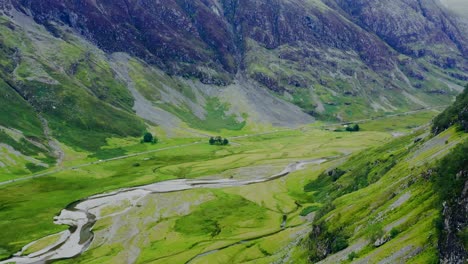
1;159;326;264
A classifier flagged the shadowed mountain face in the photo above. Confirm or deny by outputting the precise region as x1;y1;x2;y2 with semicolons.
9;0;467;79
8;0;386;79
0;0;467;151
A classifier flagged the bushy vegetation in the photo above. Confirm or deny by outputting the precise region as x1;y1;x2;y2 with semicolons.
142;132;158;144
308;222;349;262
432;85;468;135
345;124;360;132
209;136;229;146
432;140;468;205
430;139;468;262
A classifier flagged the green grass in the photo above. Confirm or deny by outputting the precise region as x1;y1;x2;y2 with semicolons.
161;97;246;132
0;14;146;153
299;205;321;216
0;80;44;139
0;108;453;263
175;192;268;237
302;126;468;263
0;125;391;261
23;233;62;255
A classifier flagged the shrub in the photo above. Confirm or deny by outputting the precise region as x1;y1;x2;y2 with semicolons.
390;227;399;238
346;124;360;132
209;136;229;146
142;132;158;144
348;251;358;261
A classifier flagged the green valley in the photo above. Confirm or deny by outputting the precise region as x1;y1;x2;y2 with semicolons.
0;1;467;263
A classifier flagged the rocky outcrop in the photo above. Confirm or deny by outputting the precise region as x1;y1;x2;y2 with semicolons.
327;0;468;59
439;176;467;264
5;0;467;81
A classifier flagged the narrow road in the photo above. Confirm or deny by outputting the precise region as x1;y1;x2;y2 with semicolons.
0;142;201;186
0;105;445;187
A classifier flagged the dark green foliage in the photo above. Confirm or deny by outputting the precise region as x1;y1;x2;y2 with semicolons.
390;227;400;238
327;168;346;181
331;235;349;252
346;124;360;132
25;163;46;173
300;205;321;216
432;85;468;135
308;222;349;262
140;132;158;144
88;148;127;160
432;140;468;205
143;132;153;143
209;136;229;146
348;251;358;261
431;140;468;262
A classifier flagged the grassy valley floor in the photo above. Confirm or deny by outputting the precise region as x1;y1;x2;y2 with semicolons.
0;110;457;263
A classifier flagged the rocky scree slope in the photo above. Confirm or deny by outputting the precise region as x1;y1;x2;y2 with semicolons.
0;0;467;152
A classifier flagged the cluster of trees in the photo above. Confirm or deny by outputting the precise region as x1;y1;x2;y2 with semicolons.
345;124;360;132
209;136;229;146
141;132;158;144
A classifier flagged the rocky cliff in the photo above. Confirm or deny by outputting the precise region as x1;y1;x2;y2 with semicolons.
0;0;467;147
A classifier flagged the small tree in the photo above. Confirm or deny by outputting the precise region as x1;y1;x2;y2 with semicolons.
143;132;153;143
142;132;158;143
345;124;360;132
209;136;229;146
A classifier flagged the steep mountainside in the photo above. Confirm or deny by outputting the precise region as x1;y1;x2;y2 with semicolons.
0;0;467;172
1;1;468;263
300;87;468;263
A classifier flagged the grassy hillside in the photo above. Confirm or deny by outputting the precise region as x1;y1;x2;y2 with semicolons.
0;15;146;153
300;89;468;263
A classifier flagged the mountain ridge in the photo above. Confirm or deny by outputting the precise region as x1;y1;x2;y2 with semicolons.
0;0;467;176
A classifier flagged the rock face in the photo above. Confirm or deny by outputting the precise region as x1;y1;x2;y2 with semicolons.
7;0;468;78
439;176;468;264
329;0;468;57
0;0;467;135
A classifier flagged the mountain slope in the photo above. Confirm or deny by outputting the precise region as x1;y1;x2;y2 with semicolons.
300;86;468;263
1;0;467;128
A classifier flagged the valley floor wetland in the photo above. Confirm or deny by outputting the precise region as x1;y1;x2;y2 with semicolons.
1;159;326;264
